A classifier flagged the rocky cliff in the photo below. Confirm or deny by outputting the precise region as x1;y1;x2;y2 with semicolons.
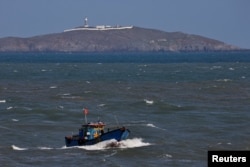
0;27;239;52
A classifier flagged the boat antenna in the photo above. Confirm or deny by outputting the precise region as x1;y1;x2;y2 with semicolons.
114;115;120;127
83;108;88;124
97;105;101;122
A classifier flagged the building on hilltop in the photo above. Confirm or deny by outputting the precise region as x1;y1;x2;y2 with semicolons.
64;17;133;32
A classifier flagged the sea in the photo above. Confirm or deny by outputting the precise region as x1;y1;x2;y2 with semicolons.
0;52;249;167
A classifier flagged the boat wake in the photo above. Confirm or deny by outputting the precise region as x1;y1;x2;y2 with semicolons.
73;138;151;150
11;138;151;151
118;138;151;148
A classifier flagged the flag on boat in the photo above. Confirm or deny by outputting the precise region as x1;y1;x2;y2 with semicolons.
83;108;88;115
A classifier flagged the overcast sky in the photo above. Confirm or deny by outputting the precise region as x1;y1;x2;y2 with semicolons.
0;0;249;48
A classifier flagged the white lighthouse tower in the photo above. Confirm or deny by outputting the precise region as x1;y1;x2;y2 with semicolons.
84;17;89;27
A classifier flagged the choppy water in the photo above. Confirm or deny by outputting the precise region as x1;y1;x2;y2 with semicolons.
0;52;250;166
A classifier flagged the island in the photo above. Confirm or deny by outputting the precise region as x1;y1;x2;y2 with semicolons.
0;18;240;52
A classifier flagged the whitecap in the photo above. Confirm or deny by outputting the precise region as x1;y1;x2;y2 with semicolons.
144;99;154;105
11;145;28;151
77;139;118;151
98;104;106;107
118;138;151;148
165;154;173;158
61;96;81;99
146;123;166;130
50;86;57;89
37;147;53;150
11;119;19;122
210;66;222;70
84;91;92;93
7;106;13;110
61;138;151;151
59;146;68;149
160;153;173;159
63;93;71;96
146;123;157;128
22;107;32;111
216;79;232;82
0;100;6;103
58;105;64;109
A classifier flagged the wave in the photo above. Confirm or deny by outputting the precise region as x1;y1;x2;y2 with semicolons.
146;123;158;128
11;138;151;151
74;139;118;151
0;125;11;130
210;66;222;70
69;138;151;151
11;119;19;122
7;106;13;110
12;145;57;151
49;86;57;89
215;79;232;82
118;138;151;148
11;145;28;151
146;123;166;131
5;106;33;111
37;147;53;150
61;96;82;99
144;99;154;105
98;103;106;107
0;100;6;103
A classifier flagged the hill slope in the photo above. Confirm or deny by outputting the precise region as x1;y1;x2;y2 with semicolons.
0;27;239;52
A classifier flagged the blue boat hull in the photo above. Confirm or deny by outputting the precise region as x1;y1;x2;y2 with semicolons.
65;127;130;147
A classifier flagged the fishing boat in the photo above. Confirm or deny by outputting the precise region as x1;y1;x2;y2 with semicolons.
65;108;130;147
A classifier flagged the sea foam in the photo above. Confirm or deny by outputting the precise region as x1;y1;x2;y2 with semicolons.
0;100;6;103
67;138;151;151
11;145;28;151
144;99;154;105
11;138;151;151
